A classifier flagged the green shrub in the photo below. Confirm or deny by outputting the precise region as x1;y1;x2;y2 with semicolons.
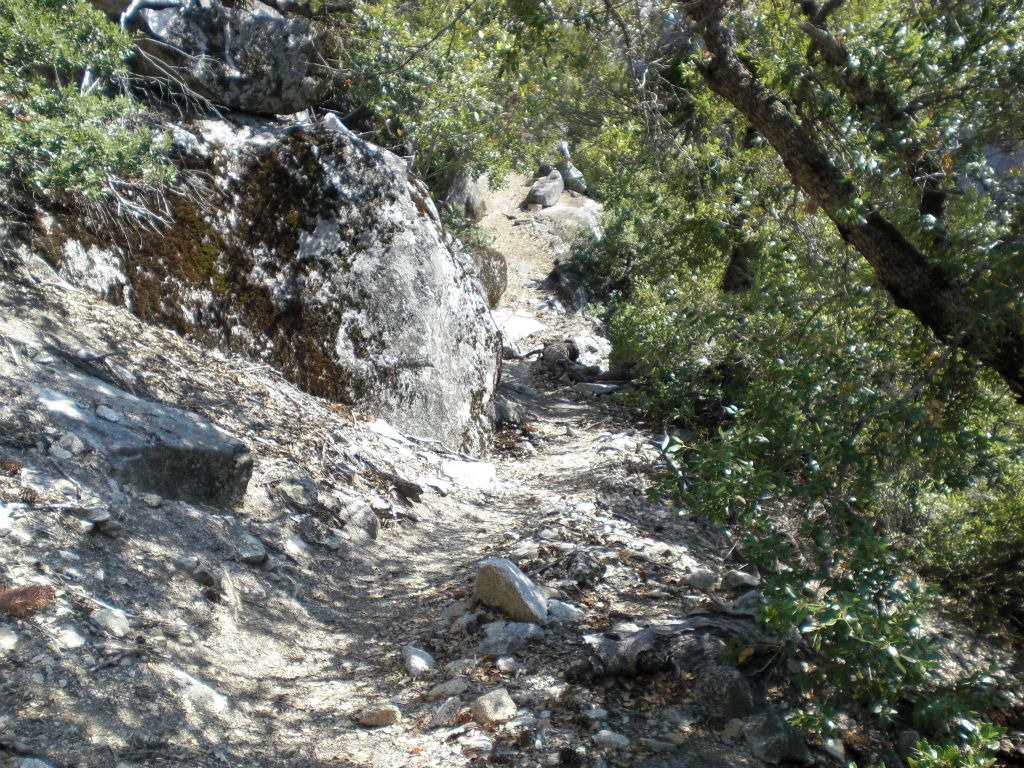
0;0;170;198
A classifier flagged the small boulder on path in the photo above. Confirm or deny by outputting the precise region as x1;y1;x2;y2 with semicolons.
526;171;564;208
357;704;402;727
470;688;518;725
401;644;436;677
474;557;548;624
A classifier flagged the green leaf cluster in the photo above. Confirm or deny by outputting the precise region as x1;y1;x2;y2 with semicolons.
0;0;171;198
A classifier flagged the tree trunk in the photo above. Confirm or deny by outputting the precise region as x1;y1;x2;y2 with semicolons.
679;0;1024;400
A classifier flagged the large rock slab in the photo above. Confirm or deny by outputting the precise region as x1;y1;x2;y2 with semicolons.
474;557;548;624
91;0;331;114
15;347;252;506
41;115;501;455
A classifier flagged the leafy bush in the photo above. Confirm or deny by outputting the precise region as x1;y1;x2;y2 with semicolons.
0;0;170;198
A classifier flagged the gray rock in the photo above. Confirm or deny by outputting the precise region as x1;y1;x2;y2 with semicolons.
526;171;564;208
470;688;518;725
556;160;587;194
683;569;719;590
28;355;252;506
547;599;585;624
328;494;379;541
427;677;470;700
695;666;754;720
897;729;921;759
721;569;760;591
594;729;630;748
401;645;436;678
238;533;267;565
357;704;402;727
574;382;622;397
475;620;543;657
276;473;319;511
429;696;462;728
443;169;486;221
116;0;330;114
742;712;809;764
474;558;548;624
4;759;57;768
90;607;130;638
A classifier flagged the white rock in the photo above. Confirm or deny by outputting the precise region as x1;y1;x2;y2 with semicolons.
594;729;630;749
474;557;548;625
429;696;462;728
458;733;494;752
401;645;436;677
90;607;130;638
547;599;586;624
0;627;17;651
470;688;518;725
58;627;87;649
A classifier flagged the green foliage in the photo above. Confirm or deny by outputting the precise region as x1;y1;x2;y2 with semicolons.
908;719;1003;768
0;0;170;198
558;0;1022;753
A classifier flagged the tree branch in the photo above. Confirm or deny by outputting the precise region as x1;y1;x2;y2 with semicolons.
679;0;1024;400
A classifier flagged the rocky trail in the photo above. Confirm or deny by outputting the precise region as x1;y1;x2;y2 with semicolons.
1;173;1016;768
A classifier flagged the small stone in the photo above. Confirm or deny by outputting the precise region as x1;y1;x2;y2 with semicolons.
357;704;402;727
96;404;121;422
58;627;87;649
683;568;718;590
427;676;470;700
742;712;809;764
582;705;608;721
0;627;17;651
401;645;436;678
48;445;73;460
470;688;518;725
547;599;586;624
142;494;163;508
458;733;494;752
429;696;462;728
721;569;760;590
90;607;130;638
593;729;630;749
238;533;267;565
474;557;548;624
695;666;754;719
496;657;522;675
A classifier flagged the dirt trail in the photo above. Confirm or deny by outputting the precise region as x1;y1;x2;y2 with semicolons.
0;177;735;768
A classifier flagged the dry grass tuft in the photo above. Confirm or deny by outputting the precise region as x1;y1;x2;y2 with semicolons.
0;457;22;476
0;584;56;619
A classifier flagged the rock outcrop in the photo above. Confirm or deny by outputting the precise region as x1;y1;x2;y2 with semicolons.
39;115;501;454
91;0;332;114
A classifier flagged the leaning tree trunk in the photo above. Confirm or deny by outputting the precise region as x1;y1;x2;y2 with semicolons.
679;0;1024;401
